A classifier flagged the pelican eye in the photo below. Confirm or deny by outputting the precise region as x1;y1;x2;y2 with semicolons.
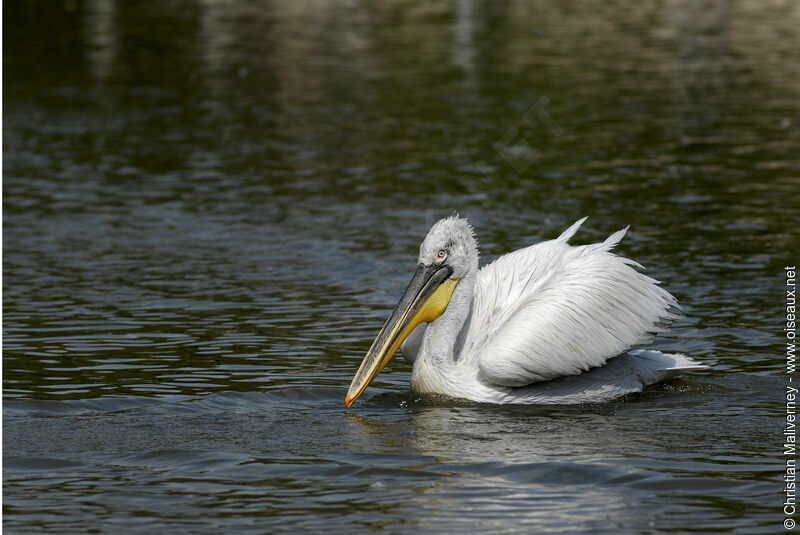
435;249;448;263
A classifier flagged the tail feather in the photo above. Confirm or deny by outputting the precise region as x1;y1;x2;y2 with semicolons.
556;217;588;243
626;349;707;385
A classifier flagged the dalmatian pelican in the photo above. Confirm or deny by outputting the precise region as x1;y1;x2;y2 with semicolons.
345;216;702;407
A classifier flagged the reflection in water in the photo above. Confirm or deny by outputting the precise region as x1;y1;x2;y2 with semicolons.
451;0;477;85
336;388;775;532
668;0;730;141
84;0;117;82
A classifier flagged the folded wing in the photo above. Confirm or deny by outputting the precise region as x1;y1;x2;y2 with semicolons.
461;218;681;387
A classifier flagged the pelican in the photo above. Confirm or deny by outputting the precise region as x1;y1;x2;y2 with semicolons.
345;216;703;407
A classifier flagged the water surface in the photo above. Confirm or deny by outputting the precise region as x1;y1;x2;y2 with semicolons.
4;0;798;533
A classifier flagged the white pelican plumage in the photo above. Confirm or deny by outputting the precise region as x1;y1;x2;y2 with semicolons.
345;216;703;407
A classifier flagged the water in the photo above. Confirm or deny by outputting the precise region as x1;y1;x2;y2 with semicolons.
3;0;798;533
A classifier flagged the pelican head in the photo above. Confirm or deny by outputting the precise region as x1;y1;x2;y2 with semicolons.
345;216;478;407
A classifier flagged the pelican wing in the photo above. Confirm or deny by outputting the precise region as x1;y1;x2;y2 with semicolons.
463;218;680;387
496;350;704;404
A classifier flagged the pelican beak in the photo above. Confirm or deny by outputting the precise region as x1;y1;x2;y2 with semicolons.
345;263;459;407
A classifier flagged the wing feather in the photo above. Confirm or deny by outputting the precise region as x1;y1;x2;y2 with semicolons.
493;350;705;405
462;219;680;387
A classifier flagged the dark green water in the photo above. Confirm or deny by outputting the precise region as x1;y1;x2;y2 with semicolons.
3;1;798;533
